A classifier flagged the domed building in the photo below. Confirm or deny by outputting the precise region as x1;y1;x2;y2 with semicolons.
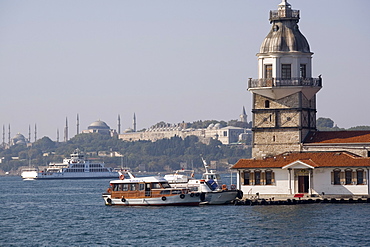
11;133;28;146
82;120;116;136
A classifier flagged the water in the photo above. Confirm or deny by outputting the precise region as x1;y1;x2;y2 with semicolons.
1;176;370;246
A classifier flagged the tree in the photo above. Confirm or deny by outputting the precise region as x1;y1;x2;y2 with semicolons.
316;117;339;131
317;117;334;129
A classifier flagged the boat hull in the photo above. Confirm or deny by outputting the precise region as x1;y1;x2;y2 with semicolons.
21;170;39;180
102;193;200;206
25;172;119;180
202;190;239;205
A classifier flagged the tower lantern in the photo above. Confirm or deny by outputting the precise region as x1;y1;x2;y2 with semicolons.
249;0;322;158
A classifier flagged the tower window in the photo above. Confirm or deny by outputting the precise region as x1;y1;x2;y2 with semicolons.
265;64;273;78
300;64;307;78
265;100;270;108
281;64;291;79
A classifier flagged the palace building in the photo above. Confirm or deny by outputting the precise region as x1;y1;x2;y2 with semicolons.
232;0;370;198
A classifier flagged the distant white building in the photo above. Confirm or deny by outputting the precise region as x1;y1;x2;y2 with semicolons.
119;124;250;145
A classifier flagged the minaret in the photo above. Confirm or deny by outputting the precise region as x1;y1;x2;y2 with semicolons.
133;113;136;132
118;114;121;134
76;114;79;135
249;0;322;158
28;125;31;142
34;124;37;142
64;117;68;142
8;124;10;146
239;106;248;123
2;125;4;147
57;129;59;142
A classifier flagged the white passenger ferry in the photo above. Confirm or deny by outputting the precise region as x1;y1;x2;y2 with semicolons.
102;171;201;206
21;149;119;179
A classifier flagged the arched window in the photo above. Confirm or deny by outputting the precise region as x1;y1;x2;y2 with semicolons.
332;169;341;185
243;171;250;185
357;169;364;185
345;169;352;185
265;100;270;108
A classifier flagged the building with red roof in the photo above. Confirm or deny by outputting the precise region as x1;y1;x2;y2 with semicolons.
231;1;370;199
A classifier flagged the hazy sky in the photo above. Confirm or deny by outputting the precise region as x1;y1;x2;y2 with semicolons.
0;0;369;141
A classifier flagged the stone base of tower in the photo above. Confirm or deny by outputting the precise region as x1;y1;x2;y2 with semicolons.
252;129;310;159
252;143;301;159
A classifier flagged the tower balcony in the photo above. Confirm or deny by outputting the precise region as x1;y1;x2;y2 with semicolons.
270;9;300;22
248;77;322;100
248;77;322;89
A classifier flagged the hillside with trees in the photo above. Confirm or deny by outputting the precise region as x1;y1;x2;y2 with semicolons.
0;133;251;175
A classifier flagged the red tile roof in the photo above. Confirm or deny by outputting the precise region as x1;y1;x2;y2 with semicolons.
232;151;370;169
304;131;370;144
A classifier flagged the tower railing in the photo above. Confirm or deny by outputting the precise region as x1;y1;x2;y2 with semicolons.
248;77;322;89
270;10;300;21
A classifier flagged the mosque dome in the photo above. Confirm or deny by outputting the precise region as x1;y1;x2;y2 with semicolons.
124;128;134;133
12;133;27;145
88;120;110;130
214;123;221;129
207;123;215;129
259;0;310;54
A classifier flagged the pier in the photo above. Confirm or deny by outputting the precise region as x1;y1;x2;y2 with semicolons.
233;195;370;206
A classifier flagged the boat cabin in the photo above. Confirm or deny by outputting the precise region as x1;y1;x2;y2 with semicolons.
108;176;188;199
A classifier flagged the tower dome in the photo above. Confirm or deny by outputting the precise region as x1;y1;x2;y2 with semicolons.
259;0;310;54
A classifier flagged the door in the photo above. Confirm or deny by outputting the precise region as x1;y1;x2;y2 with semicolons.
265;64;273;86
298;176;309;193
145;183;151;197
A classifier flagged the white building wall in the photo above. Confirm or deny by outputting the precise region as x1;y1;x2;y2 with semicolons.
238;167;369;198
312;168;368;195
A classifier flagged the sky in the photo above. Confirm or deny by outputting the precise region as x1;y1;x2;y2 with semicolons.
0;0;369;141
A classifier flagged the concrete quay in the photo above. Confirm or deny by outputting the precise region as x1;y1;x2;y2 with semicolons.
234;195;370;206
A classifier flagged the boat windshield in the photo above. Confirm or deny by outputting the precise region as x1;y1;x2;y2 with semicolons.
161;182;171;188
202;174;221;180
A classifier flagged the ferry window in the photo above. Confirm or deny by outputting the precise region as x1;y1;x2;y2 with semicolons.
160;190;171;195
152;183;161;189
333;169;341;185
113;184;119;191
118;184;123;191
255;171;261;185
345;169;352;185
243;171;250;185
357;169;364;185
130;183;137;191
139;184;145;191
122;184;128;191
160;182;171;188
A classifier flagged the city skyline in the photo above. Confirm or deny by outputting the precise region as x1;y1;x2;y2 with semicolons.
0;0;369;140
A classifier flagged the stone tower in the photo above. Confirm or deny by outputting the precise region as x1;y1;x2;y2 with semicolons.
249;0;322;158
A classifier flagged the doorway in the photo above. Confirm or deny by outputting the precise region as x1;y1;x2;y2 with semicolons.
298;176;309;193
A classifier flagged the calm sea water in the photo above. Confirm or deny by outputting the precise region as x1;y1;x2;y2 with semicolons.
1;175;370;246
